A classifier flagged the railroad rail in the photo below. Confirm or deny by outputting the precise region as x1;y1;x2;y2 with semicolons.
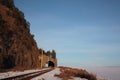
0;68;54;80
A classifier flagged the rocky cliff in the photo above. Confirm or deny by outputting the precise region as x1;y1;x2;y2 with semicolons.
0;0;40;70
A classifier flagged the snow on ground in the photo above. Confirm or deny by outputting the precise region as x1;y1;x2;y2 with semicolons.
31;68;61;80
0;68;49;79
31;68;88;80
0;68;101;80
69;77;88;80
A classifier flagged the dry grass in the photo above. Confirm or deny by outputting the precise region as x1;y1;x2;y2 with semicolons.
55;66;97;80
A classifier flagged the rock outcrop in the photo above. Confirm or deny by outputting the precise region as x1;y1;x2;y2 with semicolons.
0;0;40;70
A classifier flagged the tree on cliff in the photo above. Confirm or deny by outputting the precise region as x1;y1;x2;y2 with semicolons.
0;0;15;9
52;50;56;59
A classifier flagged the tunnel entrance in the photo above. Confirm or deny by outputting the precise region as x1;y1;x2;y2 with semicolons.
47;61;54;67
2;55;15;69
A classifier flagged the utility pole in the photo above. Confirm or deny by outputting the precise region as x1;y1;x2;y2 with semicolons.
49;52;50;61
41;49;43;69
48;51;50;67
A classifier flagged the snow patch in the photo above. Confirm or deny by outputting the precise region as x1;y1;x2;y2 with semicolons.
31;68;61;80
69;77;88;80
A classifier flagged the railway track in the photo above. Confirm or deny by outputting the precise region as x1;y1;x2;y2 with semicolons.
0;68;54;80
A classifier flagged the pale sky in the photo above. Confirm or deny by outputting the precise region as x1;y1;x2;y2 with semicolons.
14;0;120;67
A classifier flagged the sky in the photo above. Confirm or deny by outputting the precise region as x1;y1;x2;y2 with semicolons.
14;0;120;67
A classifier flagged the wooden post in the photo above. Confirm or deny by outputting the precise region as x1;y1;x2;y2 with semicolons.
41;49;43;69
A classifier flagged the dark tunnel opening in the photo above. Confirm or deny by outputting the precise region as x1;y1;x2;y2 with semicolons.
48;61;54;67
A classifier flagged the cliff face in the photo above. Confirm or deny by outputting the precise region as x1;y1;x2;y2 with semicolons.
0;0;40;70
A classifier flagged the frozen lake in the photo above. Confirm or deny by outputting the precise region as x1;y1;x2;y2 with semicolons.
83;66;120;80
